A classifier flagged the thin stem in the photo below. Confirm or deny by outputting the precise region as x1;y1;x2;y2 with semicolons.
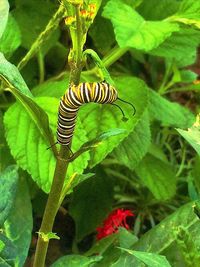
37;51;45;84
33;146;70;267
82;46;129;77
33;3;85;266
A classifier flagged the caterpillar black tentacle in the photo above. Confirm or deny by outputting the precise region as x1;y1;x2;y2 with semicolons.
56;82;136;147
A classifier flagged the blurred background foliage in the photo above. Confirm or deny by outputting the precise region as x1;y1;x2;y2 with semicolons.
1;0;200;266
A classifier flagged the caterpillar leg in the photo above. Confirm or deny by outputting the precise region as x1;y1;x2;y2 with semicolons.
47;141;58;150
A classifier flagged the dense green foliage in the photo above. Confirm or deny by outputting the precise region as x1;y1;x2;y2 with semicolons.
0;0;200;266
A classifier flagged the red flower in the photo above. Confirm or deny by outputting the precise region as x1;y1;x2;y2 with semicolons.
96;209;134;240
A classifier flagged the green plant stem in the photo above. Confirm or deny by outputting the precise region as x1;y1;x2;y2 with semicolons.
33;4;84;267
82;46;129;77
37;51;45;84
33;146;70;267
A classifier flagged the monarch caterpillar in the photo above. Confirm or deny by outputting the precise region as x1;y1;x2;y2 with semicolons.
50;81;135;149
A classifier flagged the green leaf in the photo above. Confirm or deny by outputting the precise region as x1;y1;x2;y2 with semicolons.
69;172;114;241
114;202;200;266
37;232;60;241
0;0;9;39
69;129;126;163
171;0;200;29
135;154;176;200
137;0;180;20
0;53;32;97
51;255;102;267
0;15;21;57
0;240;5;253
115;249;172;267
32;76;68;98
103;0;179;51
112;110;151;170
4;178;33;267
0;234;18;267
180;70;198;83
89;3;115;54
4;97;90;193
13;0;57;49
150;28;200;67
0;166;18;226
176;115;200;155
148;88;195;128
86;234;118;257
0;112;14;172
0;53;57;155
79;76;149;168
118;228;138;249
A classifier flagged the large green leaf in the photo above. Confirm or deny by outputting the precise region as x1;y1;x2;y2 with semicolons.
176;115;200;155
137;0;180;20
150;28;200;67
112;110;151;170
0;15;21;57
170;0;200;29
51;255;102;267
135;154;176;200
103;0;179;51
69;172;114;241
0;53;56;155
79;76;149;168
0;166;18;227
148;88;195;128
0;234;18;267
0;0;9;39
4;97;90;193
112;249;171;267
4;178;33;267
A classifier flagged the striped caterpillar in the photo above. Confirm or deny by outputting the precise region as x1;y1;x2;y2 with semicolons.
54;81;135;148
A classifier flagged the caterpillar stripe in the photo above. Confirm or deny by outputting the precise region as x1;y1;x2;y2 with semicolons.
57;82;118;146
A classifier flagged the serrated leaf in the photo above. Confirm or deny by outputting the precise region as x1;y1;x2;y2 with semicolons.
4;97;90;193
0;53;57;155
69;172;114;241
0;234;18;267
0;166;18;226
115;249;172;267
103;0;179;51
135;154;176;200
150;28;200;67
148;88;195;128
51;255;102;267
0;0;9;39
112;110;151;170
79;76;149;168
176;115;200;155
0;15;21;57
4;178;32;267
